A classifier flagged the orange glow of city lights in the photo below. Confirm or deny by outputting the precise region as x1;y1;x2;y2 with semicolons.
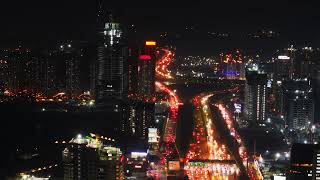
146;41;156;46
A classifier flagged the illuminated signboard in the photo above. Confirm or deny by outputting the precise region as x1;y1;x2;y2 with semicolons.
273;176;286;180
131;152;147;159
267;79;272;88
148;128;158;143
278;55;290;60
234;103;241;113
168;161;180;171
146;41;156;46
139;55;152;61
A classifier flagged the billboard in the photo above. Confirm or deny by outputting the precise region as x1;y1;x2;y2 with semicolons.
168;161;180;171
148;128;158;143
131;152;147;159
273;175;286;180
234;103;241;113
278;55;290;60
146;41;156;46
267;79;272;88
139;55;152;61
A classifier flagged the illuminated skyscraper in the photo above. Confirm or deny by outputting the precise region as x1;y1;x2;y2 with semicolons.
283;79;314;130
244;64;267;124
273;46;316;81
126;101;155;141
95;14;128;108
124;41;157;142
137;41;156;96
62;134;124;180
273;55;293;81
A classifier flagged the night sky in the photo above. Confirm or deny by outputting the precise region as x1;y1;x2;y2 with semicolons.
1;1;320;48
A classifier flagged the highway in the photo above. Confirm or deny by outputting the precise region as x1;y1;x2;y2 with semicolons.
153;48;263;179
185;89;263;180
155;81;181;143
155;49;174;80
185;91;241;179
147;48;182;179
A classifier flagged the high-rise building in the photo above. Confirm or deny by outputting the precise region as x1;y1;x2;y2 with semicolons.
274;46;318;81
2;47;56;96
283;79;314;130
61;44;81;98
62;134;124;180
126;101;155;140
220;50;244;80
0;53;9;91
127;41;157;140
123;41;157;142
48;43;82;97
95;15;128;108
289;143;320;180
29;50;56;96
128;47;139;95
24;50;54;95
137;41;156;96
294;47;316;79
313;64;320;123
273;55;294;81
268;80;284;116
6;47;31;92
90;61;96;97
244;64;267;124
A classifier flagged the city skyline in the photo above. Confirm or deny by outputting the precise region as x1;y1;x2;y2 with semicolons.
2;2;320;180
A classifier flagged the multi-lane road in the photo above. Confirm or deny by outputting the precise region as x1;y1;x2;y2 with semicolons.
154;48;263;179
155;49;174;80
185;91;242;179
185;89;263;179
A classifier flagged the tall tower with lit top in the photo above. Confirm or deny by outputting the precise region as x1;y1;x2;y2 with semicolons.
95;11;128;109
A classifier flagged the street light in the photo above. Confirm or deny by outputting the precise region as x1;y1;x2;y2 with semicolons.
267;118;271;123
285;152;290;158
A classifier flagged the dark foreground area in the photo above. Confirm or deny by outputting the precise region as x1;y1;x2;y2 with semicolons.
0;104;120;178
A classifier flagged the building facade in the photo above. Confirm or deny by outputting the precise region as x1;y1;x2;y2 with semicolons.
244;64;267;124
137;41;156;96
283;79;314;130
62;134;123;180
95;15;128;107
